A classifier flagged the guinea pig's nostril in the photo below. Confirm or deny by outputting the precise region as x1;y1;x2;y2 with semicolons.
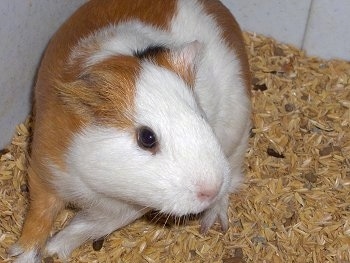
196;186;219;201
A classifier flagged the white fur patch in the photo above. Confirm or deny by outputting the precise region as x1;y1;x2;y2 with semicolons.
48;162;149;258
132;61;232;215
171;0;251;156
70;0;251;162
69;20;173;68
11;1;252;262
61;0;250;221
50;62;232;218
57;118;229;218
44;198;146;260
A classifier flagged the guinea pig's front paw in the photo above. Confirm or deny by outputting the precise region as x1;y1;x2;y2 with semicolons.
8;243;40;263
199;196;229;234
44;233;76;262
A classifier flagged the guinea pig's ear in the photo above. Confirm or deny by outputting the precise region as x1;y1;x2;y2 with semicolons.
54;56;139;126
54;74;108;121
167;41;202;88
171;41;202;73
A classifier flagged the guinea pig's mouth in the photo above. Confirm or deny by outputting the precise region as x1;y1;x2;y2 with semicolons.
144;210;200;227
155;194;217;218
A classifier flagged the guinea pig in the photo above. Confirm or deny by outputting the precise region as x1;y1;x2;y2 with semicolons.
9;0;251;262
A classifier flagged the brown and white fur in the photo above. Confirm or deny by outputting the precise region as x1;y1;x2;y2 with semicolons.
10;0;251;262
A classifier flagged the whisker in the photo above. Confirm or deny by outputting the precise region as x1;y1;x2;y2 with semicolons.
175;216;179;226
182;215;187;226
175;216;179;227
150;211;163;225
137;206;151;214
163;213;172;229
86;135;123;144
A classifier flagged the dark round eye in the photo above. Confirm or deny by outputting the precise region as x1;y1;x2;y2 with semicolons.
137;126;158;150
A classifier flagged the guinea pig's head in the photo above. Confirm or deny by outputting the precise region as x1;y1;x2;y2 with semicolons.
59;42;232;216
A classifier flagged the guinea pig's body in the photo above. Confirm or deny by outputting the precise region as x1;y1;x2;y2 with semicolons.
10;0;251;262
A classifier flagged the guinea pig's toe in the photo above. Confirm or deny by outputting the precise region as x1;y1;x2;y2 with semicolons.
199;207;219;234
218;212;229;232
199;196;229;234
45;236;72;262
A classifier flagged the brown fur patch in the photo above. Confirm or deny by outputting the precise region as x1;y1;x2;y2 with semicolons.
56;55;141;128
198;0;252;96
16;166;64;251
154;50;197;89
32;77;84;172
41;0;177;81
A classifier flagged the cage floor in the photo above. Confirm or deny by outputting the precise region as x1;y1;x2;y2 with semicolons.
1;32;350;263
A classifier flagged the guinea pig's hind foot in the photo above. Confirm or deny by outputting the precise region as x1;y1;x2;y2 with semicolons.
8;243;40;263
199;196;229;234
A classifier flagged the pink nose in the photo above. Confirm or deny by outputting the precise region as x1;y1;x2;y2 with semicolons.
196;186;219;201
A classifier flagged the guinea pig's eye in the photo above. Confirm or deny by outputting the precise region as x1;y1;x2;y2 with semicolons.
137;126;158;152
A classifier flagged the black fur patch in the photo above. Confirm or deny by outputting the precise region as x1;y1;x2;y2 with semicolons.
133;45;169;60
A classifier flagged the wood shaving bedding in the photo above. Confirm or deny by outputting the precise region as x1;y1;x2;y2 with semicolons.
1;32;349;262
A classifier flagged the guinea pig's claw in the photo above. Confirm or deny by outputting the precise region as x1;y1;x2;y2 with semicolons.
199;198;229;234
219;213;229;232
199;212;215;234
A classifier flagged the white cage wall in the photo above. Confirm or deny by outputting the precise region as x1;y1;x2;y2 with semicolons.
1;0;349;148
